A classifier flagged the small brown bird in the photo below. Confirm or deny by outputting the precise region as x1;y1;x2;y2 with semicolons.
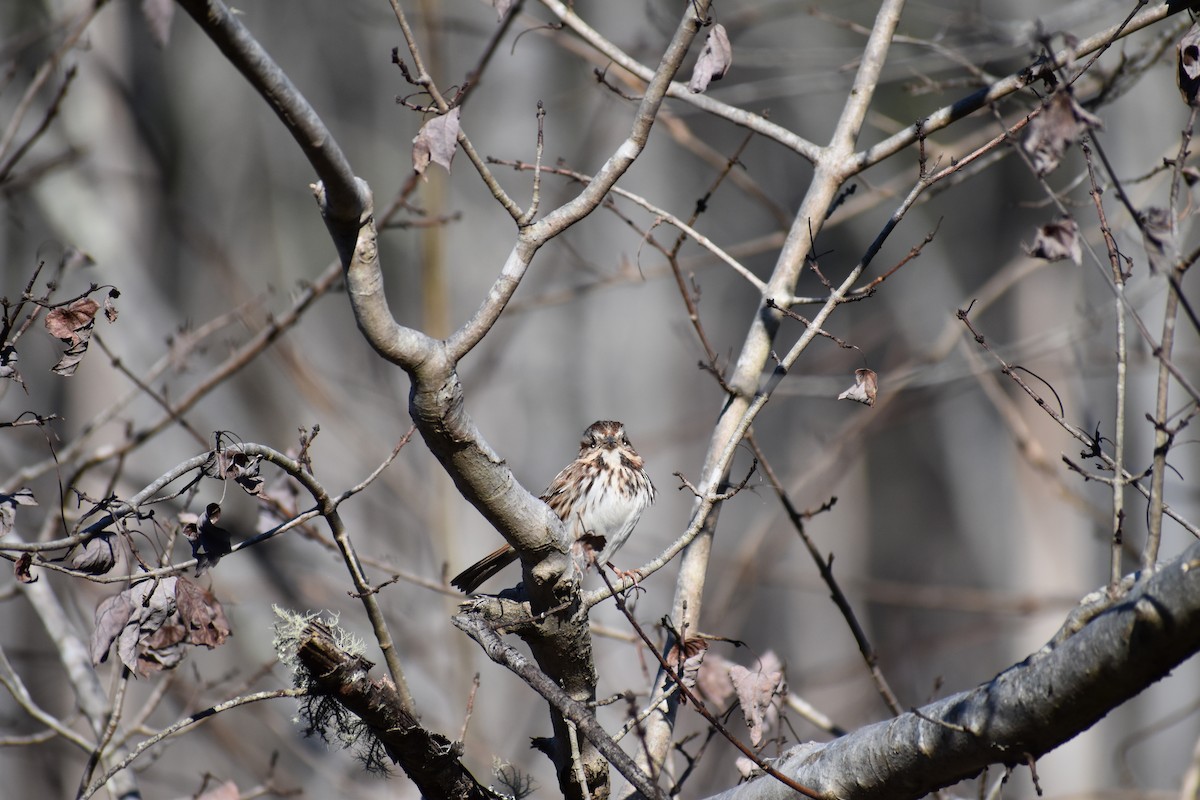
450;420;655;593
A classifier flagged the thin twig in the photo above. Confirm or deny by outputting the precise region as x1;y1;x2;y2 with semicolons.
598;570;824;799
745;433;903;716
78;689;308;800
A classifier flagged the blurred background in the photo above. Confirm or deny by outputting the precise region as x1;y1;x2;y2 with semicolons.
1;0;1198;797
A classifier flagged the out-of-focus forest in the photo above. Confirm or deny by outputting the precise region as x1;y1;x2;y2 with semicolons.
2;0;1199;798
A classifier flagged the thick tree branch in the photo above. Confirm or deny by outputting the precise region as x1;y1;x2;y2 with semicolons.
702;539;1200;800
631;0;908;784
296;621;492;800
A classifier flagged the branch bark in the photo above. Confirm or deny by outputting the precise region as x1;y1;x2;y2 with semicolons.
296;621;492;800
701;540;1200;800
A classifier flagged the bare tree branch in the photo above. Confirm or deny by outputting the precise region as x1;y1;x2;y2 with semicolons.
701;540;1200;800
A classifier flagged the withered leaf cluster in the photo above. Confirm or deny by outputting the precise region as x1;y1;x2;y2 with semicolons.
41;290;119;377
202;448;264;495
90;576;231;678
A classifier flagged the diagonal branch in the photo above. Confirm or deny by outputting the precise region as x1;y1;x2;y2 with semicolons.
174;0;361;219
631;0;908;783
701;540;1200;800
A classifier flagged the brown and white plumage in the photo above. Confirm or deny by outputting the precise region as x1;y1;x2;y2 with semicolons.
450;420;655;593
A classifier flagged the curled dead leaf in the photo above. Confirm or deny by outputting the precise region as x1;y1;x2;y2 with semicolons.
729;651;787;747
666;637;709;695
0;345;22;388
412;107;462;176
104;289;120;323
89;576;229;677
203;448;264;495
1026;215;1081;265
1178;24;1200;106
91;578;181;676
1140;207;1177;274
0;488;36;537
15;552;36;584
696;650;737;710
72;532;117;575
45;298;101;377
838;368;878;407
175;576;232;648
91;590;136;665
182;503;233;575
689;24;732;94
45;298;99;344
1022;91;1102;176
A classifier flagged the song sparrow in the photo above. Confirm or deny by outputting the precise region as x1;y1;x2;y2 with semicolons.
451;420;656;593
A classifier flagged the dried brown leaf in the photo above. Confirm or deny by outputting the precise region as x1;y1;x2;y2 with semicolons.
688;24;732;94
232;457;262;494
92;578;180;676
1026;215;1081;265
72;533;117;575
103;289;120;323
135;631;186;676
15;552;36;584
412;107;461;175
130;579;183;677
1140;207;1177;274
202;449;263;495
46;298;101;377
0;345;22;388
182;503;233;575
1022;91;1102;176
0;488;36;537
695;650;736;709
837;368;878;407
91;591;136;665
729;651;786;746
666;637;709;694
175;576;232;648
1179;23;1200;106
45;298;99;344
